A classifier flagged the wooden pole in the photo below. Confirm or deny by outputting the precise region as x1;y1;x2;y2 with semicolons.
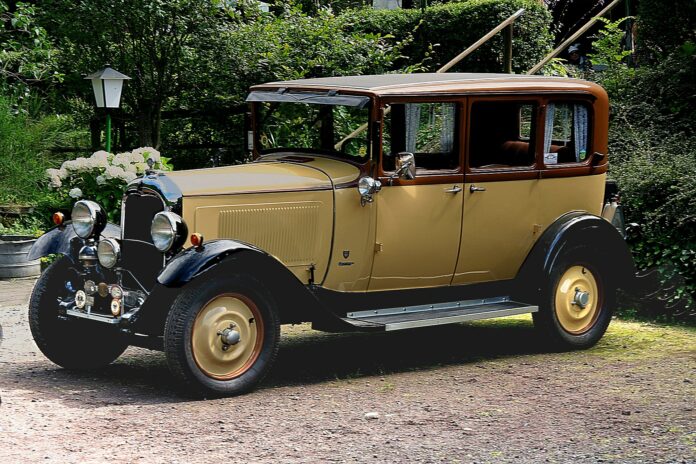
526;0;622;75
503;23;513;73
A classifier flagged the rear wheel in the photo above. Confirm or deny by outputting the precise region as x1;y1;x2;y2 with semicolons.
533;246;614;349
164;273;280;396
29;257;128;369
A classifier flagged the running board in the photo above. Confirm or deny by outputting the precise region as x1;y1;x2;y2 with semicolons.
342;296;537;331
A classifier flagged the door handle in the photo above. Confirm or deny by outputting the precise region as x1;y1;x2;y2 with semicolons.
444;185;462;194
469;185;486;193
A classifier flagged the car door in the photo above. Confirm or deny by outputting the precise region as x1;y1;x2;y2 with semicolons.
453;97;541;285
368;100;464;291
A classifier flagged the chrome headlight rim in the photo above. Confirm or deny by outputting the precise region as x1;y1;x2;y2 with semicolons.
97;238;121;269
150;211;187;252
71;200;106;239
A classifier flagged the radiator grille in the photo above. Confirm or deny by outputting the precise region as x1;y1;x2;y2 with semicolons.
218;203;321;266
121;192;165;289
122;193;164;243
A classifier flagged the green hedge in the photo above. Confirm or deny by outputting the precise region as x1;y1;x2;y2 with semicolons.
340;0;553;73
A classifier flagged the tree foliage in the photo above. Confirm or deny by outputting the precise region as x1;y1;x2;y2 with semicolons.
0;1;62;107
40;0;231;147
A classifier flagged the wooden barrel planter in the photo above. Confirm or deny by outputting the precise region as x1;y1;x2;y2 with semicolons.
0;235;41;279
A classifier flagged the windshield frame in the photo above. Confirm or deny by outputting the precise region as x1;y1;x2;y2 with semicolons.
249;91;376;164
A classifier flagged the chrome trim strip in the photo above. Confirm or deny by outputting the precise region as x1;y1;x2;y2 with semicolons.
66;308;120;324
381;306;537;331
346;296;512;318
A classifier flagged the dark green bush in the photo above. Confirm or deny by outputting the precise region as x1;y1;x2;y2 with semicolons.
0;94;79;230
341;0;553;72
584;17;696;322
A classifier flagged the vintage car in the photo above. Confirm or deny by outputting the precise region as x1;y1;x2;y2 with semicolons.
28;73;635;396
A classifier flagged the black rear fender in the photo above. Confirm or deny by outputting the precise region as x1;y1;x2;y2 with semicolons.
517;212;637;300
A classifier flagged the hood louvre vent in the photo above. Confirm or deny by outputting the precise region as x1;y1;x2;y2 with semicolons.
218;202;322;266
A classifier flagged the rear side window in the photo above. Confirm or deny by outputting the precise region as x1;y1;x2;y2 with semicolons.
382;102;459;172
468;101;537;169
543;102;591;165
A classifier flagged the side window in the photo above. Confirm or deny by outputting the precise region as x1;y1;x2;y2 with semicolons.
382;102;458;172
469;101;537;168
543;102;591;165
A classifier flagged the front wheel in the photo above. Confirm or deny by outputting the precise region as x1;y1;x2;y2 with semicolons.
29;257;129;369
533;247;615;349
164;273;280;397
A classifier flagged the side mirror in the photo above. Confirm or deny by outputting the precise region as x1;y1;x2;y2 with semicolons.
358;176;382;206
389;152;416;185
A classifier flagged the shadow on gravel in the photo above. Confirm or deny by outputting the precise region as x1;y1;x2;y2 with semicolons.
5;318;545;405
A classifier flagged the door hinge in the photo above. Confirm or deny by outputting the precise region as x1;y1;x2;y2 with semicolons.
374;242;383;253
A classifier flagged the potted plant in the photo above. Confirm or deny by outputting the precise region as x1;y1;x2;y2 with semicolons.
0;211;43;279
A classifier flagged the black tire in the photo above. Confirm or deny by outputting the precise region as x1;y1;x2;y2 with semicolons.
533;245;615;349
163;272;281;397
29;257;129;369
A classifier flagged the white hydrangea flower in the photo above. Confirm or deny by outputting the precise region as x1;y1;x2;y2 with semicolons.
61;159;76;171
96;175;106;185
75;157;90;170
134;162;148;174
124;163;137;173
57;167;68;179
90;150;110;168
105;165;126;180
122;171;137;182
49;176;62;189
112;152;131;168
68;187;83;199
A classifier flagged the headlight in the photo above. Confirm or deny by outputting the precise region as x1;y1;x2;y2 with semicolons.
71;200;106;239
150;212;187;252
97;238;121;269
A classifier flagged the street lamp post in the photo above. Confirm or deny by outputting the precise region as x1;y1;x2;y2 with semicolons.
85;66;130;153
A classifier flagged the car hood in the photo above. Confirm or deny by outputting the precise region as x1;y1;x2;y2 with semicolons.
162;155;361;197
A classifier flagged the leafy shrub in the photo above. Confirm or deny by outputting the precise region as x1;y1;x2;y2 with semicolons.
340;0;553;72
582;18;696;321
0;94;74;211
46;148;172;223
610;133;696;319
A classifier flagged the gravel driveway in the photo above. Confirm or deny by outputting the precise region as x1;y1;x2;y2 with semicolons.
0;282;694;463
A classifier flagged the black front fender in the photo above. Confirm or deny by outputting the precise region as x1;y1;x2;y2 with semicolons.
157;239;260;287
27;222;121;261
155;239;334;326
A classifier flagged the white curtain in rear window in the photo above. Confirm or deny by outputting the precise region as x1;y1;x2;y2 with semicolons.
405;104;421;152
573;104;589;161
439;103;455;153
544;103;555;154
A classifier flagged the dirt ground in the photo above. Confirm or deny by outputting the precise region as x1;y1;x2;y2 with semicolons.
0;281;694;463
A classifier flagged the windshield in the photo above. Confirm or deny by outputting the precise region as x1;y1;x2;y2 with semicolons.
256;101;371;161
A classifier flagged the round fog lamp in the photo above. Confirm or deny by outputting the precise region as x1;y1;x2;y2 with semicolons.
97;238;121;269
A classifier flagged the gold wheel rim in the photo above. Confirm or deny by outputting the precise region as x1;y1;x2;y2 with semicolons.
191;293;264;380
554;265;601;335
